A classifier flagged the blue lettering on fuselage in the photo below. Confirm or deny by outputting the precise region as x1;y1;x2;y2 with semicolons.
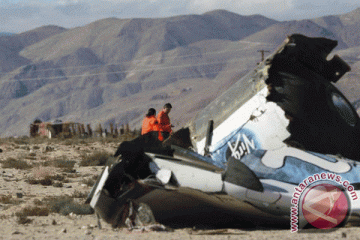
226;133;256;160
210;128;261;168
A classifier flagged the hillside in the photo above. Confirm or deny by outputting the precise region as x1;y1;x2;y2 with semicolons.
0;25;67;74
0;9;359;137
0;32;14;36
241;20;348;48
312;7;360;47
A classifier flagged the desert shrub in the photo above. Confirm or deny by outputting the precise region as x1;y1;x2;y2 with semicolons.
15;205;49;224
53;182;63;188
27;176;53;186
39;176;53;186
0;195;23;205
0;136;31;145
79;151;111;166
16;206;49;217
31;166;56;179
59;202;93;216
27;174;67;187
58;136;90;146
71;190;88;199
28;136;54;145
33;199;43;206
46;196;93;216
63;139;73;146
0;195;13;204
1;158;32;170
12;137;30;145
27;167;60;186
81;178;95;187
50;174;66;181
66;173;80;178
46;156;76;171
16;215;33;224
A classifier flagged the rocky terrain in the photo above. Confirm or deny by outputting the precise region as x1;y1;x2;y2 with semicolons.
0;9;359;137
0;136;358;240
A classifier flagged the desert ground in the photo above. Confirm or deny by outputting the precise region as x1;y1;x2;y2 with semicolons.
0;136;359;240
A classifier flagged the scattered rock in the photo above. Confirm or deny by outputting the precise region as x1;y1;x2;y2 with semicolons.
43;146;54;152
16;192;23;198
53;182;63;188
0;148;3;153
342;232;347;238
52;219;57;225
189;229;230;235
85;230;92;235
2;173;14;178
144;224;169;232
182;87;192;93
59;228;67;233
12;230;22;235
132;229;145;233
82;225;94;230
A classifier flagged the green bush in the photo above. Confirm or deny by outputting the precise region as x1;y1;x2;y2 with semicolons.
49;157;76;170
1;158;32;170
79;151;111;166
46;196;93;216
16;206;49;217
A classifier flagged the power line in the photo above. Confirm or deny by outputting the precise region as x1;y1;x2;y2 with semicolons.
0;56;259;83
1;54;358;84
0;43;356;83
0;41;277;78
257;50;270;62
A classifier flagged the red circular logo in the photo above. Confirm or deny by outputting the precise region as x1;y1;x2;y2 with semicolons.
302;183;349;229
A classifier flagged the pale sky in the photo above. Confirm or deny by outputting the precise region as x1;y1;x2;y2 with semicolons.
1;0;360;33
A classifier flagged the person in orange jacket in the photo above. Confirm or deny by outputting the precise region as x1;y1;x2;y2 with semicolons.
141;108;163;142
157;103;174;141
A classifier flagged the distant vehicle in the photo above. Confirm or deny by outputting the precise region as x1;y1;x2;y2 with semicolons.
87;34;360;229
30;119;85;138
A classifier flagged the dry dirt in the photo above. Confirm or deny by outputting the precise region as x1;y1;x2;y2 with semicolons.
0;137;359;240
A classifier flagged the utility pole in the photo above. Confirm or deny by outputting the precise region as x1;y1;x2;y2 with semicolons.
257;50;270;62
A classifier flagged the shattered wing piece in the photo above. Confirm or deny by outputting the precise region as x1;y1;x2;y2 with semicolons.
266;34;360;159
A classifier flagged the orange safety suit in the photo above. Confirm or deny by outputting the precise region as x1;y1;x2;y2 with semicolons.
157;110;172;133
141;115;163;141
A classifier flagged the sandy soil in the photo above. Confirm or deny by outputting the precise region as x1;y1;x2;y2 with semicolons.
0;138;358;240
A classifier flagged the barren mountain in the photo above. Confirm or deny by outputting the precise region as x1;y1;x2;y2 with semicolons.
0;32;14;36
331;46;360;106
0;25;67;74
312;8;360;47
241;20;347;48
0;9;359;137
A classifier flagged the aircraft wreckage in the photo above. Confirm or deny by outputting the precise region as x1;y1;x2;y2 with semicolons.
87;34;360;230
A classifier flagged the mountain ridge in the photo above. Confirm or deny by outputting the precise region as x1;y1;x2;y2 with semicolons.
0;9;359;137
